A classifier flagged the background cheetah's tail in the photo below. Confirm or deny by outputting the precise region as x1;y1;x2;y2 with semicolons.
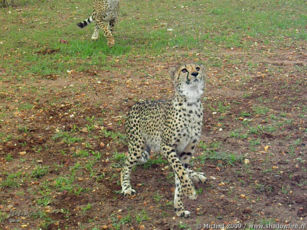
77;16;93;28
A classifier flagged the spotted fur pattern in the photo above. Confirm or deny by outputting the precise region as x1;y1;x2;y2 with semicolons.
77;0;119;47
121;64;207;217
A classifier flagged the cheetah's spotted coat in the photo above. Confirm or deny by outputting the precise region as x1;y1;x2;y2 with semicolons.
121;64;207;217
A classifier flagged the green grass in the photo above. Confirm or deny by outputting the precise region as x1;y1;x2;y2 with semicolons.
0;171;23;188
252;106;270;115
209;101;231;113
53;175;86;195
74;149;90;158
81;203;93;214
5;153;13;162
101;129;126;143
31;210;55;229
111;213;132;230
198;141;243;165
229;129;248;139
153;192;163;202
31;165;49;178
143;156;168;169
135;210;149;224
1;0;306;77
36;195;52;206
0;211;8;223
52;131;83;144
112;152;126;167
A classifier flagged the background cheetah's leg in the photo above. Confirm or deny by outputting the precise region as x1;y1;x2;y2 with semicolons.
95;19;115;47
91;25;99;40
109;18;116;32
138;144;150;163
121;141;144;195
161;145;196;200
181;143;207;183
139;150;149;163
174;173;191;217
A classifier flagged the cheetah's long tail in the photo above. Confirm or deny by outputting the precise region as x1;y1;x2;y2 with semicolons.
77;16;93;28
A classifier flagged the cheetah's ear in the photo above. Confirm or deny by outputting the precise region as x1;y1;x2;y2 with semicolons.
169;67;177;80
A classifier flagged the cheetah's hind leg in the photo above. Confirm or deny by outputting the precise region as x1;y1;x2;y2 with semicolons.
138;145;150;164
109;19;116;32
95;20;115;47
121;141;145;196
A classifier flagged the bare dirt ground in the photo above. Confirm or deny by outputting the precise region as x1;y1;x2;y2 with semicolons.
0;44;306;229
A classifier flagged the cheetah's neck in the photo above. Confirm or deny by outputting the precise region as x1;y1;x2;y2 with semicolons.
173;92;202;106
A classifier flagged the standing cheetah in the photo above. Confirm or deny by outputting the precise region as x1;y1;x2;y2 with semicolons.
121;63;207;217
77;0;119;47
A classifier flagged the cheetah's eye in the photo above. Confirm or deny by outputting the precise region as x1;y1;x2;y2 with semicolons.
196;67;200;71
181;68;188;73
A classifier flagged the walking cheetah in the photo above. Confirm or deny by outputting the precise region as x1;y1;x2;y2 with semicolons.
77;0;119;47
121;63;207;217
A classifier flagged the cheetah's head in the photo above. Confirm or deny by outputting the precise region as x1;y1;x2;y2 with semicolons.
170;63;205;102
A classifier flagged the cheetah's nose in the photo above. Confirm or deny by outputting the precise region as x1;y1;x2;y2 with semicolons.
191;72;198;77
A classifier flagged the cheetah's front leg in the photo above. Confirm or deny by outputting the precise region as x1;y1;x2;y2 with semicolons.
121;154;137;195
174;173;191;217
162;145;197;200
181;142;207;184
180;152;207;184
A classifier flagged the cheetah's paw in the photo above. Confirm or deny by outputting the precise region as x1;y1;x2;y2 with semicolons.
122;188;136;196
176;210;191;218
192;172;207;184
107;38;115;47
197;173;207;184
91;33;99;40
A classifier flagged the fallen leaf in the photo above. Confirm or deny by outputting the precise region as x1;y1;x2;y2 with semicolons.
264;145;270;152
59;39;68;44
